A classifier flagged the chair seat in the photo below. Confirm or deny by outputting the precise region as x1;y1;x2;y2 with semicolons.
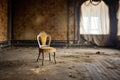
39;46;56;52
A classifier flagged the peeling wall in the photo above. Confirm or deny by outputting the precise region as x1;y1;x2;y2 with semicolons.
13;0;74;40
0;0;7;41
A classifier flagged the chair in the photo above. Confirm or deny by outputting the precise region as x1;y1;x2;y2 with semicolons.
36;31;56;66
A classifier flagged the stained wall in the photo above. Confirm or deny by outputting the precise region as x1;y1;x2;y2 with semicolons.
13;0;74;40
0;0;7;41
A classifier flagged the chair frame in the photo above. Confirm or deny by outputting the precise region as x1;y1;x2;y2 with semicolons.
36;31;56;66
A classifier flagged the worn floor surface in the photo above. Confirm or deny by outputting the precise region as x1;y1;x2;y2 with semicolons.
0;47;120;80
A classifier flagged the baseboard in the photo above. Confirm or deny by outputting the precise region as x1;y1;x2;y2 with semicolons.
0;41;10;49
11;40;68;47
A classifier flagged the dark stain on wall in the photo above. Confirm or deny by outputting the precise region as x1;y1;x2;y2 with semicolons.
13;0;74;40
0;0;7;41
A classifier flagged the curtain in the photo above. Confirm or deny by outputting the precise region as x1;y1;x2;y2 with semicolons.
117;0;120;40
80;1;110;46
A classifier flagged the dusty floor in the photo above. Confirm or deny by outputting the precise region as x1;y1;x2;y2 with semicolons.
0;47;120;80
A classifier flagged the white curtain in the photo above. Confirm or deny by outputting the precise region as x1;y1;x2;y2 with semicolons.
80;1;110;46
80;1;109;34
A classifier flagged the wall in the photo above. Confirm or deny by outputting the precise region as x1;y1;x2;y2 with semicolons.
0;0;7;41
13;0;75;41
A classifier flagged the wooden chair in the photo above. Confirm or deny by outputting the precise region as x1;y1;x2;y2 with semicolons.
36;31;56;66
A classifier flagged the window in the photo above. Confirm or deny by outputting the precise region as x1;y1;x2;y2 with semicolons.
80;1;109;35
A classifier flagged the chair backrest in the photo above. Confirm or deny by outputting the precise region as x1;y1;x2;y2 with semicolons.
37;31;51;48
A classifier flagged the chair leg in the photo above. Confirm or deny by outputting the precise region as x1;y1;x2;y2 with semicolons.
49;53;51;61
54;52;56;64
36;49;41;62
42;51;44;66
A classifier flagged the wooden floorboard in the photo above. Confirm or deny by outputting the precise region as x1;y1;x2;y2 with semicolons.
106;58;120;71
85;63;103;80
102;60;120;79
106;58;120;75
92;62;109;80
96;61;114;80
81;63;92;80
84;59;120;80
